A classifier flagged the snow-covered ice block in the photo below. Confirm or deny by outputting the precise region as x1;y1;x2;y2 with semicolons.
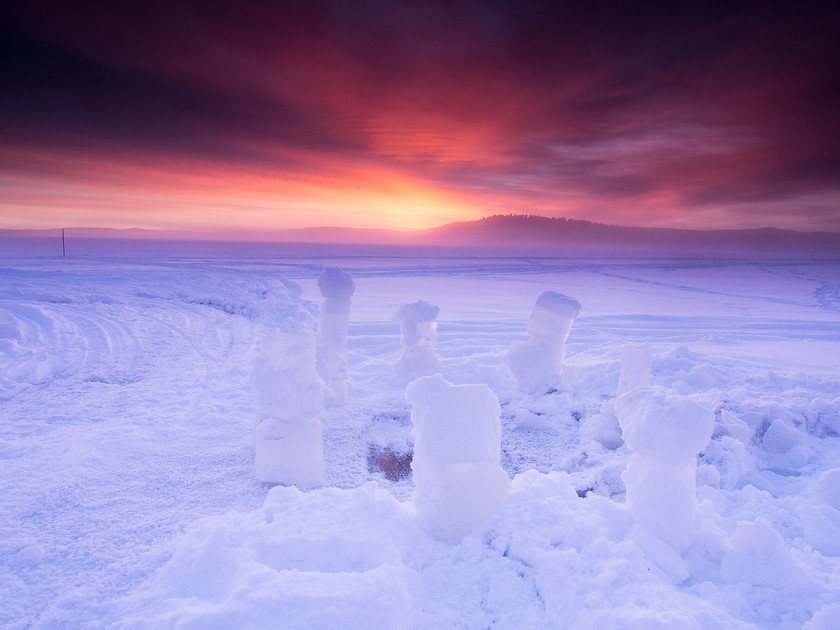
316;266;355;404
406;374;501;463
622;455;698;553
615;386;714;462
617;344;651;395
525;291;581;342
716;408;752;443
395;300;440;374
254;417;325;488
251;331;326;488
406;374;509;541
616;386;713;552
507;291;580;394
761;418;806;454
251;332;324;423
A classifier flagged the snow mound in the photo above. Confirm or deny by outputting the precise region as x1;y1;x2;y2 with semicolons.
116;484;414;630
113;470;808;629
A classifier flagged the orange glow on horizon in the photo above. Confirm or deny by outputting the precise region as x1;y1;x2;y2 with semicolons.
0;145;489;233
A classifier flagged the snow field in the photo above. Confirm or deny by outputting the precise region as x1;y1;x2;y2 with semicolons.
2;252;840;628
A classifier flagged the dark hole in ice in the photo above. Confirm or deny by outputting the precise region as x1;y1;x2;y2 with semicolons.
367;445;413;482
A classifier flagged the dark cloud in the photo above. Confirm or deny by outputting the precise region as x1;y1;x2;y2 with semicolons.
2;0;839;228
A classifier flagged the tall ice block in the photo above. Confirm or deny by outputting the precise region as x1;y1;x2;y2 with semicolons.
395;300;440;374
251;332;326;488
615;385;714;552
507;291;581;394
316;267;355;404
406;374;510;542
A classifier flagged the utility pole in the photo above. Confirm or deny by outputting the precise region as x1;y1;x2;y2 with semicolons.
62;228;66;257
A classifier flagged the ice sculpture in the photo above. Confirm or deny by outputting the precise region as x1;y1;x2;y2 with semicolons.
406;374;510;542
251;332;325;488
395;300;440;374
316;267;355;404
507;291;581;394
615;385;714;552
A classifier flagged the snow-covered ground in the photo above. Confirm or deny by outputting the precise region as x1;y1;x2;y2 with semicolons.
2;245;840;629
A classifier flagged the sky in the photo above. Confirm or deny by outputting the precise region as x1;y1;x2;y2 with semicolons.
1;0;839;234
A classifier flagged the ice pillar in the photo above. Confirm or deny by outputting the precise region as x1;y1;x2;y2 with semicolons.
316;267;355;405
506;291;581;394
406;374;510;542
251;332;326;488
395;300;440;374
615;386;714;553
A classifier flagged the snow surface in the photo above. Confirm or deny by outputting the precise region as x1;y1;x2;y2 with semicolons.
2;244;840;628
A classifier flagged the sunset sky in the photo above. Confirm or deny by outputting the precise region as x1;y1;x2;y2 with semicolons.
2;0;839;234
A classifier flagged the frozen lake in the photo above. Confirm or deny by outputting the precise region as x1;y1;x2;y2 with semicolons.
2;245;840;628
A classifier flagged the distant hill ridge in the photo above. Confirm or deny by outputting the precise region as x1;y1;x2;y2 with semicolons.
3;215;838;255
419;214;839;254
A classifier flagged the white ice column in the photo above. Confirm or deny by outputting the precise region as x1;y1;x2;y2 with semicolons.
406;374;510;542
316;267;355;405
506;291;581;394
395;300;440;374
251;332;326;488
615;386;714;553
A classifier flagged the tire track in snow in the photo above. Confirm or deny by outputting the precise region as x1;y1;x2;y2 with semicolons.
51;303;140;386
0;272;270;628
0;303;85;400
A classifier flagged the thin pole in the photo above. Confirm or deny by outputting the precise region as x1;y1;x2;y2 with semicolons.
62;228;66;257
